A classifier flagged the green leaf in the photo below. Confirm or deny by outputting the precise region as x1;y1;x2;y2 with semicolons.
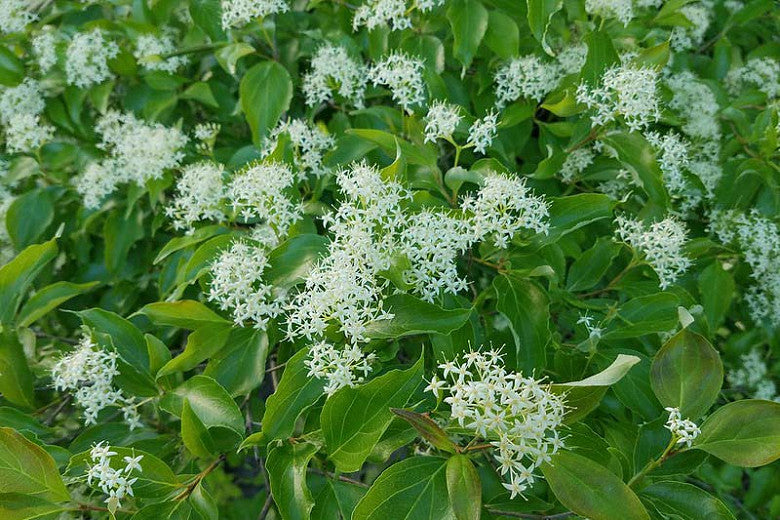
216;43;256;75
543;193;614;243
698;262;734;329
157;325;232;378
240;61;293;146
581;30;620;84
353;457;455;520
266;442;319;520
364;294;471;340
0;493;68;520
321;357;423;472
17;281;99;328
261;348;325;442
650;329;723;420
154;225;229;264
552;354;641;423
204;328;269;396
266;234;329;288
483;11;519;59
542;451;650;520
602;132;668;208
527;0;563;55
693;399;780;467
0;332;35;409
492;275;550;372
640;481;736;520
567;238;621;292
78;309;150;373
634;41;671;70
605;293;680;339
0;427;69;502
190;0;226;41
0;46;24;86
139;300;229;329
181;399;216;459
446;455;481;520
446;0;488;69
103;207;145;275
5;189;54;250
390;409;458;454
0;239;57;325
347;129;438;168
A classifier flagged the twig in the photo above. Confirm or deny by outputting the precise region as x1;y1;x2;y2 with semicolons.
307;468;369;488
43;395;71;426
175;454;226;500
484;509;573;519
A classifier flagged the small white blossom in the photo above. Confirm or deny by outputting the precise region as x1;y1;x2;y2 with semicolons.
646;130;692;200
576;64;660;132
0;0;36;34
423;101;462;143
615;215;691;289
87;442;143;512
726;57;780;99
727;349;778;401
664;407;700;448
557;44;588;75
134;32;188;73
467;111;498;154
4;114;54;153
302;44;367;109
369;52;426;113
585;0;634;26
670;3;711;52
32;29;59;73
208;240;285;328
165;162;226;232
353;0;411;31
560;147;595;183
666;71;721;140
495;55;562;108
221;0;289;30
0;78;46;125
261;119;334;178
66;29;120;88
305;341;376;395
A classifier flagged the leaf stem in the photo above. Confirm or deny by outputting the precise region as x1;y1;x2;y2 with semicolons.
627;436;678;488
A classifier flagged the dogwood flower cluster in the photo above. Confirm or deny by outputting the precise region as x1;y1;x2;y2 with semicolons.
426;348;566;499
709;210;780;327
727;349;778;401
86;442;143;512
0;0;36;34
65;29;119;88
133;32;188;73
560;147;595;183
51;336;142;428
556;44;588;75
615;215;691;289
352;0;442;31
645;131;697;208
424;101;462;143
32;28;58;72
221;0;289;29
227;161;302;247
305;341;376;395
726;57;780;99
494;55;562;108
467;111;499;154
576;64;660;131
194;122;220;154
209;240;286;328
75;111;188;208
369;52;426;113
666;71;721;141
664;407;701;447
461;172;550;248
670;2;711;52
261;119;335;178
303;44;367;108
584;0;634;26
0;78;55;153
165;162;226;232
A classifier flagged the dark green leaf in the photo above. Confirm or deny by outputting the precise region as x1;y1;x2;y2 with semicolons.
240;61;293;145
446;0;488;69
267;442;319;520
446;455;481;520
640;481;736;520
5;190;54;250
390;409;458;453
364;294;471;340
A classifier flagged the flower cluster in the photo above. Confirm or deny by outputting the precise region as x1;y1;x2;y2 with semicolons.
584;0;634;26
261;119;335;178
134;32;188;73
576;64;660;131
664;407;701;448
615;215;691;289
51;336;141;428
32;28;58;72
369;52;426;113
302;43;367;108
165;162;226;232
670;3;711;52
426;348;566;499
559;147;595;183
226;161;302;247
221;0;289;30
75;111;188;208
494;55;561;108
666;71;721;141
0;0;36;35
726;57;779;99
208;240;286;329
556;44;588;75
0;78;54;153
65;29;119;88
467;111;499;154
727;349;778;401
86;442;143;512
424;101;462;143
352;0;442;32
305;341;376;395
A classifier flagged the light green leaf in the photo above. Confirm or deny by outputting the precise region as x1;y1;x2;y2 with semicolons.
0;493;68;520
139;300;229;329
157;325;231;378
321;357;423;472
17;281;99;328
0;332;35;409
542;193;615;243
483;11;519;58
5;189;54;250
0;239;57;325
78;309;150;373
0;427;69;502
266;442;319;520
605;293;680;339
266;234;329;288
190;0;226;41
240;61;293;146
181;399;216;459
216;43;255;75
446;455;481;520
698;262;734;329
364;294;471;340
602;132;669;208
581;30;620;84
567;238;621;292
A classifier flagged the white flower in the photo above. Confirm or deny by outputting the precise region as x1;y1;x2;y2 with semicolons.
305;341;376;395
494;55;562;108
645;130;691;198
576;64;660;132
556;44;588;75
261;119;334;178
5;114;54;153
165;162;226;232
0;78;46;125
221;0;289;30
666;71;721;140
585;0;634;26
615;215;691;289
560;147;595;183
66;29;120;88
664;407;700;447
32;29;59;73
670;3;711;52
726;57;780;99
353;0;411;31
369;52;426;113
133;32;188;73
74;162;119;210
428;348;566;496
208;240;286;328
423;101;462;143
302;44;367;109
51;337;141;429
467;111;498;154
461;171;550;248
0;0;37;34
87;442;143;511
226;161;302;247
727;349;777;401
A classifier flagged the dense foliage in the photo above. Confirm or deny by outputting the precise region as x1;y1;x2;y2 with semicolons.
0;0;778;519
